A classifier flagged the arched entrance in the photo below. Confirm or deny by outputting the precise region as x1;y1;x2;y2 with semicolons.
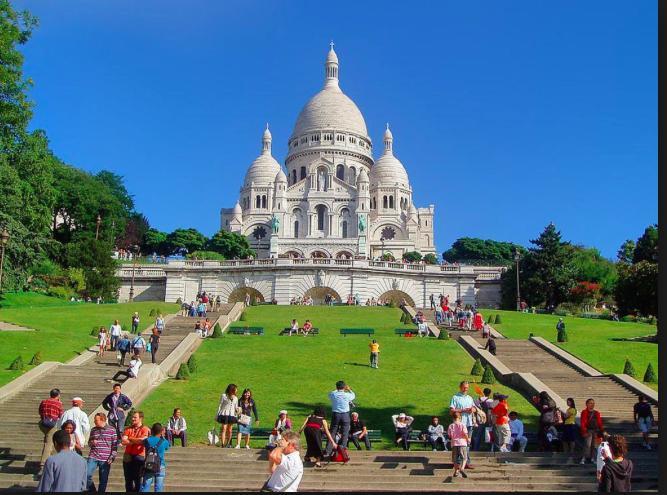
303;287;342;305
378;290;415;307
228;287;265;305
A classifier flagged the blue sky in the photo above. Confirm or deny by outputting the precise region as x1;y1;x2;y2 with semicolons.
15;0;657;259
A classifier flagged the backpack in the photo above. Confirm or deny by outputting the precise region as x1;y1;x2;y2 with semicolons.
118;340;130;352
474;408;487;426
330;445;350;463
144;438;165;474
132;337;145;349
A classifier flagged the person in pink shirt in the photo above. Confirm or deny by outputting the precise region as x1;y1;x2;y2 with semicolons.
447;411;469;478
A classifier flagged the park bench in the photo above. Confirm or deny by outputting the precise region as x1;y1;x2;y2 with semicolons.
340;328;374;336
394;328;416;336
280;327;320;336
227;326;264;335
406;429;450;450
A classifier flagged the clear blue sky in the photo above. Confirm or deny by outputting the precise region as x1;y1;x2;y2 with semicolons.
15;0;657;259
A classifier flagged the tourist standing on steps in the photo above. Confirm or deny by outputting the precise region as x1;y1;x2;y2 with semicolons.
447;411;469;478
149;327;160;364
633;395;654;450
86;412;118;493
61;419;83;454
216;383;240;448
299;407;337;467
102;383;133;440
155;314;165;334
561;397;578;453
140;423;170;492
264;431;304;492
59;398;90;450
121;411;151;492
235;389;259;449
449;381;477;469
98;327;108;358
598;434;633;492
491;394;511;452
117;334;131;366
37;430;87;492
38;388;64;472
369;339;380;368
131;312;140;334
534;391;557;451
580;398;604;464
325;381;355;456
110;320;123;351
132;332;147;358
430;293;435;310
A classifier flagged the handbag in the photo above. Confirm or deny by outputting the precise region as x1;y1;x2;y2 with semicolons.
238;414;252;426
207;426;220;445
484;426;492;443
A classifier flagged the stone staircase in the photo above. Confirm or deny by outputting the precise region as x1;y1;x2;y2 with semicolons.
0;307;234;491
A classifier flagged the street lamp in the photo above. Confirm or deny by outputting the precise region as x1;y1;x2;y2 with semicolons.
0;227;10;293
95;214;102;240
380;237;385;259
128;244;140;302
514;248;521;311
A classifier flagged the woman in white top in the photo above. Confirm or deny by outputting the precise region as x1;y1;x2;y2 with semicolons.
392;413;414;450
109;320;122;351
97;327;108;357
155;314;165;334
217;384;240;448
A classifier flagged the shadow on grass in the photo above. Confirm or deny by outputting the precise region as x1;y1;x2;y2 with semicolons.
343;362;370;368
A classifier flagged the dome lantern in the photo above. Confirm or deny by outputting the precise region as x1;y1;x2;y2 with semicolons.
384;123;393;153
324;40;339;89
262;123;272;155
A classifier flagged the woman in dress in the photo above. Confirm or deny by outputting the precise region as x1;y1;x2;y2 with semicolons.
217;384;239;448
235;389;259;449
299;407;336;467
97;327;108;358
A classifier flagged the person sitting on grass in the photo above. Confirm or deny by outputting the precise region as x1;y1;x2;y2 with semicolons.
301;320;313;336
391;413;414;450
289;319;299;336
447;411;469;478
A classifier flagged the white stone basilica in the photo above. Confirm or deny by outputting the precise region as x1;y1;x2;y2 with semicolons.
220;44;436;260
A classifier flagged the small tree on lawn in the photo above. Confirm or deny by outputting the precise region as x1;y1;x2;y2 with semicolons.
643;363;657;383
29;352;42;366
187;355;198;374
470;358;484;376
239;312;247;321
495;315;502;324
8;356;24;371
481;364;496;384
149;308;156;317
437;331;449;340
211;323;223;338
175;363;190;380
487;315;495;325
623;358;636;378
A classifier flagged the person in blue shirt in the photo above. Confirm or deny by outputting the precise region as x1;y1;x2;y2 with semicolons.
325;381;355;456
140;423;170;492
449;381;478;468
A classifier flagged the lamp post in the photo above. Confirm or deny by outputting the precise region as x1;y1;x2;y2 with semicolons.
514;248;521;311
128;244;139;302
0;227;10;293
95;214;101;240
380;237;385;259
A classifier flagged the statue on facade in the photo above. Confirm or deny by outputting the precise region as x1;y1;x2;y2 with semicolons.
358;214;366;234
317;169;326;191
270;215;280;234
392;278;399;290
316;269;325;287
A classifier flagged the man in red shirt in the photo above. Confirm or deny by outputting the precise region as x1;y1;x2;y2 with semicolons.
38;388;64;471
492;394;511;452
121;410;151;492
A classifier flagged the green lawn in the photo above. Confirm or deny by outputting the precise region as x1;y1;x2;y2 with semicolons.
0;292;178;386
139;306;539;448
483;310;658;389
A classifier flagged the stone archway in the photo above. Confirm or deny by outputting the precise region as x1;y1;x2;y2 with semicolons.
303;287;342;305
228;287;265;305
311;250;330;259
378;290;416;307
283;250;303;259
335;251;353;259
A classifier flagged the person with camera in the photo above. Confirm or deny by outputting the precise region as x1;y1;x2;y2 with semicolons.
264;431;304;492
325;380;355;456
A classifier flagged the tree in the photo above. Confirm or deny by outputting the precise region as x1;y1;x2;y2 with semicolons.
643;363;656;383
614;261;658;317
165;228;207;255
443;237;527;265
568;281;601;307
117;213;149;250
423;253;438;265
142;228;168;255
402;251;422;263
567;245;617;298
206;230;255;260
65;237;120;300
632;224;658;264
616;240;635;264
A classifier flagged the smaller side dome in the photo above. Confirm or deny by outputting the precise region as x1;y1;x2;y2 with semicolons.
233;201;242;214
370;124;410;188
275;169;287;183
244;125;281;187
357;167;369;184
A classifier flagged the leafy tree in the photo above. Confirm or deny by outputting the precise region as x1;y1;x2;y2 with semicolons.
616;240;635;264
568;281;601;306
95;170;134;214
117;213;149;251
632;224;658;264
402;251;422;263
187;250;226;260
165;228;207;255
423;253;438;265
567;245;617;298
142;228;168;256
65;237;120;299
206;230;255;260
614;261;658;317
443;237;527;265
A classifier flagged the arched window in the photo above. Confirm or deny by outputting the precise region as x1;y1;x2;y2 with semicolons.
316;205;327;231
300;166;306;180
342;221;348;238
389;196;394;209
294;221;299;238
292;170;297;184
383;196;388;208
261;195;267;208
255;195;261;208
336;164;345;180
349;166;356;184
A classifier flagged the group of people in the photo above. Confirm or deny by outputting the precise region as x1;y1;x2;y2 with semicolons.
289;296;314;306
37;384;189;492
97;313;165;373
286;319;315;336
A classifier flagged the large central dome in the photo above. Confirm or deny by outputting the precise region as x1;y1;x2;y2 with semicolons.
290;45;369;140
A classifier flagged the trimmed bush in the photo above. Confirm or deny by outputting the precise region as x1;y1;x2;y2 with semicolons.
494;314;502;324
176;297;183;305
437;331;449;340
470;358;484;376
187;355;198;374
487;315;495;325
149;308;156;317
623;358;636;378
211;323;223;338
239;312;247;321
621;315;636;323
90;327;99;336
481;364;496;384
557;328;568;343
29;352;42;366
175;363;190;380
643;363;657;383
8;356;24;371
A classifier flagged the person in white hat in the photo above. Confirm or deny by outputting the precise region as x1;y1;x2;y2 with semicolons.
58;397;90;447
391;412;414;450
275;410;292;433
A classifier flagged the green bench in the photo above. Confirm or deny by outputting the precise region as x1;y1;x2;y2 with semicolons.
280;327;320;336
340;328;374;336
394;328;416;336
405;429;449;450
227;326;264;335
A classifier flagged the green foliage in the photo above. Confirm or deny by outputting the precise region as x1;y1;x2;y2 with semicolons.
29;351;42;365
239;312;247;321
487;314;495;325
481;364;496;384
402;251;422;263
437;330;449;340
380;253;395;262
211;323;222;338
616;239;635;264
206;230;255;260
620;315;636;323
175;363;190;380
443;237;526;265
46;286;73;300
557;328;568;343
622;358;636;378
615;261;658;317
124;408;136;427
567;245;618;298
494;315;502;324
643;363;656;383
142;228;168;256
8;355;24;370
187;250;226;261
388;300;396;308
187;354;198;374
632;225;658;264
423;253;438;265
470;358;484;376
91;327;99;336
165;228;207;256
149;308;156;317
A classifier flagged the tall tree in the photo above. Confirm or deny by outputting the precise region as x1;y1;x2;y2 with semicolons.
632;224;658;264
142;228;168;255
528;223;574;308
206;230;255;259
443;237;526;265
616;239;636;264
165;228;207;255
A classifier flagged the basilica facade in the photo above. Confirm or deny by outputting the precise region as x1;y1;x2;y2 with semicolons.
220;44;436;260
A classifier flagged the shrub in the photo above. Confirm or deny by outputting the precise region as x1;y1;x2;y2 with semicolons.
29;352;42;366
46;286;74;300
494;315;502;324
149;309;156;317
481;364;496;384
187;355;198;374
388;300;396;308
239;312;247;321
621;315;637;323
211;323;223;338
175;363;190;380
8;356;24;371
470;358;484;376
423;253;438;265
487;314;496;325
91;327;99;336
623;358;636;378
557;328;568;343
643;363;657;383
437;331;449;340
